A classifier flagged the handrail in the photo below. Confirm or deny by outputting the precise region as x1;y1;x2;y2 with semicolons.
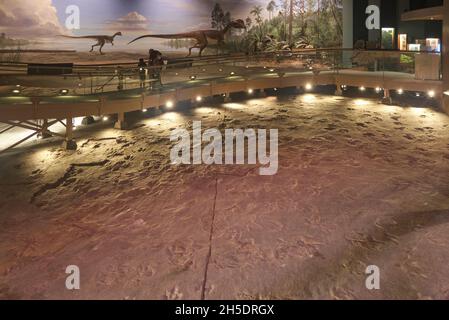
0;48;442;98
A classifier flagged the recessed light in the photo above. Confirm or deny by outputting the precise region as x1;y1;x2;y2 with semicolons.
248;89;254;94
359;86;366;92
428;90;435;98
397;89;404;95
196;96;202;102
166;101;174;108
305;83;313;91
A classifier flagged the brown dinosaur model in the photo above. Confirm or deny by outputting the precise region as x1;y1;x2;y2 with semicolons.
59;32;123;54
128;20;246;56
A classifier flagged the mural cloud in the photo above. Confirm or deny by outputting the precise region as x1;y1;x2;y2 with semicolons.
0;0;66;38
105;11;150;33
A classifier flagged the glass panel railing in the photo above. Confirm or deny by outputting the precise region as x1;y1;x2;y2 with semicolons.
0;49;442;99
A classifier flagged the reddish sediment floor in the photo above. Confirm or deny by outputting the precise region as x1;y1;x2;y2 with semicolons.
0;94;448;299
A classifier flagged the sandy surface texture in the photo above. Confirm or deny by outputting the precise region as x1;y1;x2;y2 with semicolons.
0;94;449;300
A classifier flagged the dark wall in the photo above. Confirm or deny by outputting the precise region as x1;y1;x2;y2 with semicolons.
409;0;443;10
354;0;369;43
353;0;443;47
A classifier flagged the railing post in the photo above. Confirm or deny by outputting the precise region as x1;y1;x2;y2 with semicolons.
62;117;77;150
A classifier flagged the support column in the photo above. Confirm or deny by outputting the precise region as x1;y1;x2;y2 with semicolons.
342;0;354;67
382;89;392;105
114;112;128;130
443;0;449;114
335;85;343;96
223;93;232;103
40;119;51;139
62;117;77;150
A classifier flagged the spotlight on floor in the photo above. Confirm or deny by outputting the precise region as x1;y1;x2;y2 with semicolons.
196;96;203;102
428;90;435;98
166;101;175;109
60;89;69;95
359;86;366;92
397;89;404;95
305;83;313;91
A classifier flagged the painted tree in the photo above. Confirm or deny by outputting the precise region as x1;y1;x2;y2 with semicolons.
250;5;263;26
267;1;277;20
211;3;231;31
245;17;253;30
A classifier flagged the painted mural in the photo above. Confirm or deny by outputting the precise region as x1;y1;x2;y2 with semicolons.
0;0;343;61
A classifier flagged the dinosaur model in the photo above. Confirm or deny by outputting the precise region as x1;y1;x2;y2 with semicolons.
128;20;246;57
59;32;122;54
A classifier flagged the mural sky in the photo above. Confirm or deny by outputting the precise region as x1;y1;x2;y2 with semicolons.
0;0;270;51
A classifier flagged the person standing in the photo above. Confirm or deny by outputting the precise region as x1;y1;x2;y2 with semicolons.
138;58;147;89
149;49;163;85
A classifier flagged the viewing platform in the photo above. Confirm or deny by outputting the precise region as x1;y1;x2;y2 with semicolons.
0;49;446;152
